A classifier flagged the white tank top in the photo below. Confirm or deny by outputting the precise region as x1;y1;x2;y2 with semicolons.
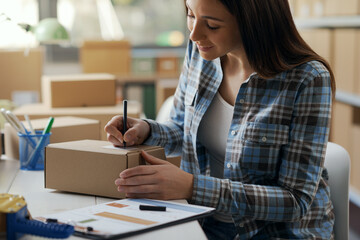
198;91;234;222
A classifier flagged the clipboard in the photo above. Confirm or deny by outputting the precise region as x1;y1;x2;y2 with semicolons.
35;199;215;239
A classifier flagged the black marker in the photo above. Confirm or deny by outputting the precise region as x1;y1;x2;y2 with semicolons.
139;205;166;211
123;100;127;148
46;218;58;223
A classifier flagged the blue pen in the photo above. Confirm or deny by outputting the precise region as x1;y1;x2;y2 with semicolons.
27;117;54;168
123;100;127;148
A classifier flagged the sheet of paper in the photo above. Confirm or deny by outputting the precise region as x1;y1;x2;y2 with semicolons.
37;199;214;238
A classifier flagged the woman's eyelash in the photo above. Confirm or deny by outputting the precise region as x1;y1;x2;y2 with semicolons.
207;25;219;30
187;14;219;30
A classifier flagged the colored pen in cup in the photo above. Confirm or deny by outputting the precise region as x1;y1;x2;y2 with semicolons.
6;110;29;135
123;100;127;148
3;109;36;148
24;114;36;135
1;108;19;132
27;117;54;168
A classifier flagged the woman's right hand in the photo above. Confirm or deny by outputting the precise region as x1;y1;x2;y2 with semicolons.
104;115;151;147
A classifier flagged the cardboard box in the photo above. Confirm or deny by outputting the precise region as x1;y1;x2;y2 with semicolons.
329;101;353;155
156;56;179;76
4;116;100;160
300;29;333;65
42;73;116;108
80;40;131;75
294;0;326;18
0;48;43;101
132;57;156;76
12;102;141;140
166;155;181;168
294;0;312;18
324;0;360;16
333;29;359;93
312;0;325;17
45;140;165;198
351;110;360;192
156;79;178;113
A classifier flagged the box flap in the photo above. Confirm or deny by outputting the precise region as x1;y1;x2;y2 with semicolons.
46;140;161;156
22;116;99;130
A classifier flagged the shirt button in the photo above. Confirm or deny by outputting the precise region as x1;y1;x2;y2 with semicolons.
231;130;236;136
227;163;231;169
262;136;267;142
239;99;245;104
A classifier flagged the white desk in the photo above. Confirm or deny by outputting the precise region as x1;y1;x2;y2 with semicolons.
0;157;207;240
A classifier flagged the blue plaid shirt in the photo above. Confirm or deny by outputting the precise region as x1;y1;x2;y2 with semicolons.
145;40;334;239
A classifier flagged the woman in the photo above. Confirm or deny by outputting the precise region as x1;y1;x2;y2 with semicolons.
105;0;335;239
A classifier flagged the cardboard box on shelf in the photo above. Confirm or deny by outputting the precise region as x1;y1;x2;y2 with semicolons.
132;57;156;76
156;56;179;76
300;29;334;65
12;102;141;141
42;73;116;108
4;116;100;160
294;0;312;18
156;79;178;113
312;0;326;17
351;108;360;192
45;140;166;198
329;101;353;155
333;29;359;93
0;48;43;101
80;40;131;76
324;0;360;16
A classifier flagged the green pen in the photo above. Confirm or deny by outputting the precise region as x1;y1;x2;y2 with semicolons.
27;117;54;168
42;117;54;135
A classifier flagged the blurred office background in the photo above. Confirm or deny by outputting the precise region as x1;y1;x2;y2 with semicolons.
1;0;360;239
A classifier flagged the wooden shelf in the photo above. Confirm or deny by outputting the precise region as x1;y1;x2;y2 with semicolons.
116;74;179;84
335;90;360;108
295;16;360;28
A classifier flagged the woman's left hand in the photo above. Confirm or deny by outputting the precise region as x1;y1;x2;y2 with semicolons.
114;151;194;200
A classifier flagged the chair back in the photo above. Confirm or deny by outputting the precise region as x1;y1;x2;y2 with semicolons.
156;96;174;123
324;142;350;240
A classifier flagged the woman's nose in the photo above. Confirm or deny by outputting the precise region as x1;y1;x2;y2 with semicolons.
189;21;205;42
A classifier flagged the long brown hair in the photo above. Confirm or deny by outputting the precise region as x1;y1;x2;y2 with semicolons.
218;0;336;95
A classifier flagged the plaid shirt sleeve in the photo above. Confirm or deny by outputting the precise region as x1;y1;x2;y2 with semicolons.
143;41;193;155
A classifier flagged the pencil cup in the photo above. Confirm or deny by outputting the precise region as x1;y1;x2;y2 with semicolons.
18;131;51;171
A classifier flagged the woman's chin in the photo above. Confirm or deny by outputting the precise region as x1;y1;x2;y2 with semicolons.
199;53;217;61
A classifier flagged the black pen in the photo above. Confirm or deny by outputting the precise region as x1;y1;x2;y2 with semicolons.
123;100;127;148
139;205;166;211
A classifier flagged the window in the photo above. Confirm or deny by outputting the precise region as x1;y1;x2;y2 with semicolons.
57;0;187;47
0;0;39;48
